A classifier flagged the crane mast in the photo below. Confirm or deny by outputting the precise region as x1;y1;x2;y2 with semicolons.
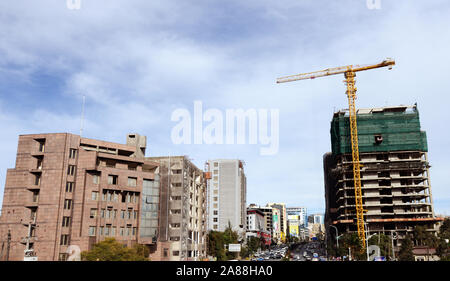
277;58;395;250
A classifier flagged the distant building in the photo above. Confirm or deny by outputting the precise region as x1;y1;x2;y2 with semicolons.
247;204;271;245
271;208;281;243
286;207;307;238
307;214;325;239
267;203;287;242
287;207;307;227
206;159;247;237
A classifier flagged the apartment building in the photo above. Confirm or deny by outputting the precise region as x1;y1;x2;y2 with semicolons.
206;159;246;237
146;156;207;261
0;133;159;261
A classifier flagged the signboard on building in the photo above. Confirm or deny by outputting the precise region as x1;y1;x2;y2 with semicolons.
228;244;241;252
24;256;38;261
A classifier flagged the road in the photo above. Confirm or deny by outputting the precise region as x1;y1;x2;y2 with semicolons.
289;241;327;261
251;241;327;261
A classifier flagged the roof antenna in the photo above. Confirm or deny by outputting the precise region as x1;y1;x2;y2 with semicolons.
80;95;85;137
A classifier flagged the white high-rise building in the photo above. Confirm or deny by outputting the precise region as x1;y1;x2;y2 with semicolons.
206;159;247;235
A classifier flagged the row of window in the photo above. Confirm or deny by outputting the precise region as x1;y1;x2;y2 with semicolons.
89;208;138;220
90;191;139;203
88;225;137;237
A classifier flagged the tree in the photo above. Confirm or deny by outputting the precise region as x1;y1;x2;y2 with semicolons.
223;222;239;260
207;230;226;261
337;233;365;260
398;235;414;261
413;225;439;260
437;218;450;260
81;238;149;261
368;234;392;260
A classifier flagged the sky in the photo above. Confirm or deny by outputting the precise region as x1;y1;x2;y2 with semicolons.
1;0;450;216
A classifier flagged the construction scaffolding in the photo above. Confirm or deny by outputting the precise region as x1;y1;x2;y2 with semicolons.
324;105;442;256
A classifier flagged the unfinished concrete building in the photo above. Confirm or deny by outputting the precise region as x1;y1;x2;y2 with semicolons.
146;156;207;261
324;105;443;254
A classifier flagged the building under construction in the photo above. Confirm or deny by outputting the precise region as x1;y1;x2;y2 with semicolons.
324;104;443;254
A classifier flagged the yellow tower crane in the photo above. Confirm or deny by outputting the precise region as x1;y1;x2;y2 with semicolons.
276;58;395;249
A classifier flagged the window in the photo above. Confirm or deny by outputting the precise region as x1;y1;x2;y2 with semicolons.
108;175;118;185
121;210;125;219
62;216;71;227
69;148;77;159
213;225;218;230
60;234;70;245
173;251;180;256
38;140;45;152
93;175;99;184
34;174;41;186
88;226;96;236
132;227;137;235
101;209;105;218
213;218;218;222
128;164;137;171
213;210;218;215
163;248;168;257
213;197;218;202
64;199;72;210
37;158;43;170
214;162;218;167
213;203;218;208
90;208;97;218
67;165;76;176
120;227;125;236
112;227;116;236
91;191;99;201
105;225;111;236
32;191;39;203
128;177;137;187
66;182;74;193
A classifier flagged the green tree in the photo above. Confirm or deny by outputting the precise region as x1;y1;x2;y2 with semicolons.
437;218;450;260
223;222;239;260
368;234;392;260
207;230;226;261
81;238;149;261
398;235;414;261
439;218;450;239
337;233;365;260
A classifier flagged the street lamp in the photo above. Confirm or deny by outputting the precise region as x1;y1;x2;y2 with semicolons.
364;222;376;261
329;225;343;260
329;225;339;248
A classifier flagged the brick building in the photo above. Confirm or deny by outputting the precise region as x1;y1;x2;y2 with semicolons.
0;133;160;261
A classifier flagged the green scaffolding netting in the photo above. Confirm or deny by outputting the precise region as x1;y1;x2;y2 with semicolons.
330;108;428;155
